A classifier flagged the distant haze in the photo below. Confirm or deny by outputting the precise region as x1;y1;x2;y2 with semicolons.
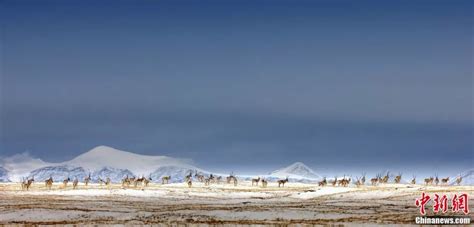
1;0;472;174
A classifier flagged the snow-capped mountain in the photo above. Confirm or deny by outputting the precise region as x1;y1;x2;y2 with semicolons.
450;169;474;186
66;146;199;176
92;167;135;183
1;146;323;183
150;166;204;183
0;167;10;182
268;162;322;181
28;165;88;182
1;146;205;182
0;153;52;182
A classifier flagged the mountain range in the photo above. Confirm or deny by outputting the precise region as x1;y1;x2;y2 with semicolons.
0;146;321;183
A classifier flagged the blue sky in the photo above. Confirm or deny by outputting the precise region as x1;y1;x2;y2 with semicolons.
1;0;472;174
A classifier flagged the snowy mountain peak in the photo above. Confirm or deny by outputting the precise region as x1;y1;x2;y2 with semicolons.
67;146;197;176
270;162;322;180
77;145;138;159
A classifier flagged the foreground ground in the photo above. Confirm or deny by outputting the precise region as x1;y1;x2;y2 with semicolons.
0;181;472;225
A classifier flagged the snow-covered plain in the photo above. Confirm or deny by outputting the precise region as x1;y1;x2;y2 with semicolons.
1;180;472;225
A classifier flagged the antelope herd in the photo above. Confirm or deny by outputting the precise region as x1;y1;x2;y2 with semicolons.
17;171;466;191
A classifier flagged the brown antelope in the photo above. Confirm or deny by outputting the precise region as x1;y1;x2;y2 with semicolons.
226;174;238;186
411;175;416;185
339;177;350;187
84;173;91;186
261;178;268;188
105;177;111;189
434;174;439;186
361;173;366;185
184;171;193;182
381;172;389;184
210;174;217;184
337;175;347;187
441;177;449;185
22;177;34;191
144;176;152;187
134;176;145;187
187;178;192;188
162;176;171;184
455;175;462;186
204;174;215;186
216;176;222;184
394;173;402;184
63;177;70;188
318;177;327;187
252;177;260;186
45;176;53;190
424;177;434;185
122;175;131;188
277;177;288;187
194;171;205;182
370;174;379;186
331;176;338;186
98;177;106;186
204;177;211;186
354;176;363;187
73;178;79;189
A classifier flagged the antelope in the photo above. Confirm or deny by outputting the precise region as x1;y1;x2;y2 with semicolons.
381;172;389;184
63;177;71;188
204;177;211;186
84;173;91;186
226;174;238;186
187;178;192;188
277;177;288;187
209;174;216;183
261;178;268;188
361;173;366;185
162;176;171;184
134;176;145;187
252;177;260;186
185;171;193;182
337;175;347;186
441;177;449;185
394;173;402;184
411;175;416;185
45;176;53;190
424;177;434;185
331;176;338;186
216;176;222;184
455;175;462;186
73;178;79;189
370;174;379;186
122;175;131;188
105;177;111;189
194;171;205;182
434;174;439;186
318;177;327;187
144;176;152;187
98;177;106;186
22;177;34;191
339;177;350;187
354;176;363;187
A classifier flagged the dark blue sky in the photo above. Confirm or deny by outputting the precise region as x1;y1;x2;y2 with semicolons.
1;0;472;173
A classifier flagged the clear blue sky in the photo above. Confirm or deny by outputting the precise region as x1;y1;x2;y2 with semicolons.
1;0;472;173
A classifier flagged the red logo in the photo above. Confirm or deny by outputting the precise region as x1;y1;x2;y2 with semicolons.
416;193;469;215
